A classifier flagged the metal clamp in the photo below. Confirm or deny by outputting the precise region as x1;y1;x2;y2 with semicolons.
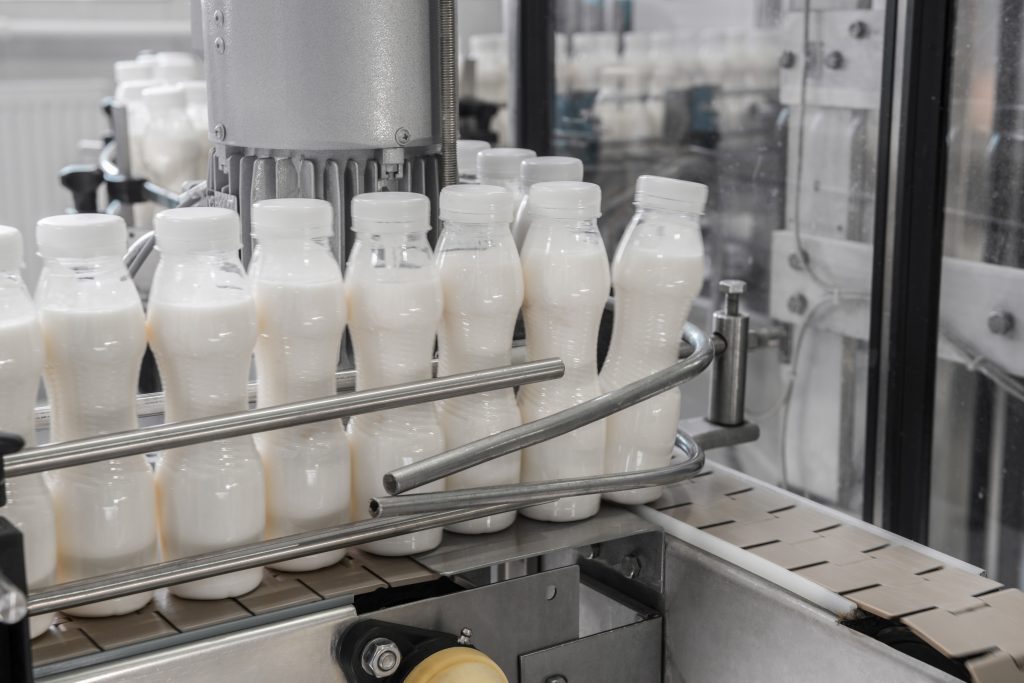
708;280;750;426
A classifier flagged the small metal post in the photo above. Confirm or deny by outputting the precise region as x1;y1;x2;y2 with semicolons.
708;280;750;427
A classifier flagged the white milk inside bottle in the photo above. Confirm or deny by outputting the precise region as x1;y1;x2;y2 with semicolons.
346;192;445;555
512;156;584;251
518;182;610;522
141;84;200;193
0;226;56;638
477;148;537;207
601;176;707;504
35;214;157;617
181;80;209;181
147;207;264;599
436;185;524;534
114;79;160;228
457;139;491;184
250;199;349;571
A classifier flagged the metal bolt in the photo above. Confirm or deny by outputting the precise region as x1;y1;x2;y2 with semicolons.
546;676;568;683
583;543;601;560
457;627;472;646
361;638;402;678
824;51;844;69
788;293;808;316
213;9;223;26
395;127;411;146
987;311;1015;336
621;554;641;579
779;50;797;69
214;36;225;54
213;124;226;141
788;253;804;271
720;280;746;316
848;21;868;39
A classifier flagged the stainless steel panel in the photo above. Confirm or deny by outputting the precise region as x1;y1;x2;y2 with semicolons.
662;536;960;683
519;616;662;683
203;0;439;150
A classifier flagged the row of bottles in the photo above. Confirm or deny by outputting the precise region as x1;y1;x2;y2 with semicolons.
0;173;706;630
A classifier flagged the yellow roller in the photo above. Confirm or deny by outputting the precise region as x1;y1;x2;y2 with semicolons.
402;646;508;683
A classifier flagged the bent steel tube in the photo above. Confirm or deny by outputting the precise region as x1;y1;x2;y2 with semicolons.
384;322;715;495
27;503;523;616
371;429;704;518
7;359;564;478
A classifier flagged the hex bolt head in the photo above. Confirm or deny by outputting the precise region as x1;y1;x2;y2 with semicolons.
779;50;797;69
457;627;473;645
825;51;844;69
788;293;809;315
214;36;225;54
719;280;747;296
213;9;224;26
395;127;411;146
213;124;226;141
848;21;868;38
987;311;1015;336
361;638;402;678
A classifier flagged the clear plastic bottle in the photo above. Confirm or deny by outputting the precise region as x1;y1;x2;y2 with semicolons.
153;51;198;84
595;65;655;145
436;185;523;535
35;214;157;617
512;156;584;251
181;80;209;182
346;193;445;555
518;182;610;522
141;84;200;193
114;59;151;85
249;199;349;572
0;225;56;638
570;32;620;94
147;207;264;599
457;140;492;184
600;176;707;505
477;148;537;207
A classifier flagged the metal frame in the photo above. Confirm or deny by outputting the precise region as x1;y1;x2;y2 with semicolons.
508;0;555;154
866;0;957;542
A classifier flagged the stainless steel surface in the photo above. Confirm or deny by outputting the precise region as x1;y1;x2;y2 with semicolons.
577;531;665;610
385;323;715;495
708;280;751;426
438;0;457;187
123;230;155;278
370;427;703;518
27;504;526;616
680;417;761;451
203;0;439;151
38;605;358;683
661;535;959;683
416;507;657;579
0;570;27;624
362;566;581;679
519;616;662;683
361;638;401;678
10;359;563;478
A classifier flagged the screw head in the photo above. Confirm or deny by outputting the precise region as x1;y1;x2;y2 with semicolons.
719;279;747;296
213;9;223;26
546;676;568;683
987;311;1015;336
457;627;473;645
849;21;868;38
788;253;804;271
621;554;641;579
825;51;844;69
214;36;225;54
395;127;411;146
788;293;809;315
213;123;226;141
779;50;797;69
362;638;402;678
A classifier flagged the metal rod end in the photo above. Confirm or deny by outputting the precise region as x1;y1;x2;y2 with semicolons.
382;473;399;496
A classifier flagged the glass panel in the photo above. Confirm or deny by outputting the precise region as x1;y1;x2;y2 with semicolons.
457;0;890;517
930;0;1024;587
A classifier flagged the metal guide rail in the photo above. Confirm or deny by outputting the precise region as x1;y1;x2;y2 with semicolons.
0;280;759;681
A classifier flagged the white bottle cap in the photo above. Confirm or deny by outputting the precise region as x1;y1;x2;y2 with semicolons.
440;185;513;223
154;207;241;253
528;181;601;219
115;59;151;84
36;214;127;259
115;79;159;104
457;140;491;177
181;80;207;107
521;156;584;187
478;148;536;182
153;51;197;83
143;84;187;114
251;198;333;239
635;175;709;215
0;225;25;271
351;192;430;234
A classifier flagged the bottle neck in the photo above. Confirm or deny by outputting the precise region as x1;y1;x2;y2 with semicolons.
633;205;702;225
41;254;126;277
